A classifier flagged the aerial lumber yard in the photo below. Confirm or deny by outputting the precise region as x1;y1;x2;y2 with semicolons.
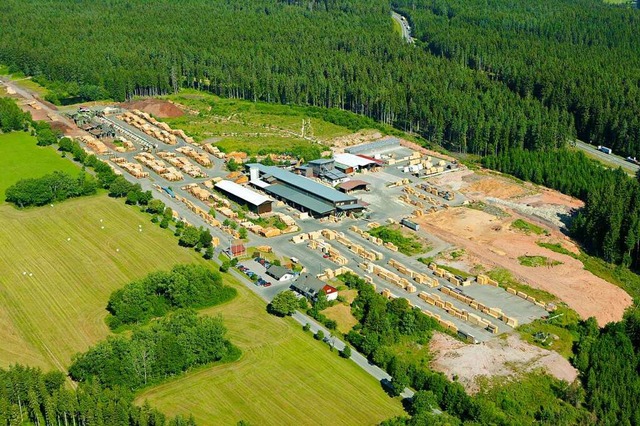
1;0;639;424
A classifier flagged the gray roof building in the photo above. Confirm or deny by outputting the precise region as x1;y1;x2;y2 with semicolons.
266;264;294;281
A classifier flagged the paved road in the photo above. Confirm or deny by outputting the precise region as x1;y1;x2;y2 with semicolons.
392;11;414;44
574;140;639;174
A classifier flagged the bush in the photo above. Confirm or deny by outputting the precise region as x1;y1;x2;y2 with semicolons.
219;261;230;272
315;330;325;341
340;345;352;358
303;323;311;332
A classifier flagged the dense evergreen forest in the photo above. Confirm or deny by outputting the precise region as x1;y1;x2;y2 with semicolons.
0;0;573;154
0;365;195;425
393;0;640;156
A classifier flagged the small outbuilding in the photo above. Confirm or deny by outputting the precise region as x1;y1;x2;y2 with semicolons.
337;179;370;193
266;264;295;282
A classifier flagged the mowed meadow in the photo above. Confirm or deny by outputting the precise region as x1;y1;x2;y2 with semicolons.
0;195;205;370
0;131;80;199
137;278;404;425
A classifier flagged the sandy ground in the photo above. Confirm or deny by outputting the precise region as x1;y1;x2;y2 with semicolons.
429;332;578;394
120;98;184;118
414;207;632;325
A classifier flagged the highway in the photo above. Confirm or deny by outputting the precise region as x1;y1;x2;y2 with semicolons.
574;140;639;174
392;11;414;44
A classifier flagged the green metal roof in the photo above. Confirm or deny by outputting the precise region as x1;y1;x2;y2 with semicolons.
265;184;335;215
247;164;356;204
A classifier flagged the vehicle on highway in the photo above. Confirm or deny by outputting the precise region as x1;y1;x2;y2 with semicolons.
597;145;612;155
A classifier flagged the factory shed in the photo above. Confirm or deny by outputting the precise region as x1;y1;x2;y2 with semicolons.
265;184;334;217
335;162;355;174
334;153;378;170
337;180;370;193
215;180;272;214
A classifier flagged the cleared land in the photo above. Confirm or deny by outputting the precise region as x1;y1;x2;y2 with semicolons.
0;132;80;200
158;90;353;154
137;279;404;425
429;332;577;394
417;171;632;325
0;195;205;370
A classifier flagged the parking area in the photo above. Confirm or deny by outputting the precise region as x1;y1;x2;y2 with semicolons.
236;257;297;299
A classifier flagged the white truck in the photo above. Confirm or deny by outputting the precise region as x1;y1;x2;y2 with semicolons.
597;145;612;155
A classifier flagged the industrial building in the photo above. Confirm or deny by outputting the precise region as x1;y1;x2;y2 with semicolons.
247;164;364;217
298;158;348;185
333;153;380;171
337;180;370;193
214;179;273;214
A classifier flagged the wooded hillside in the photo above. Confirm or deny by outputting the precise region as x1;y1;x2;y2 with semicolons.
0;0;573;154
394;0;640;156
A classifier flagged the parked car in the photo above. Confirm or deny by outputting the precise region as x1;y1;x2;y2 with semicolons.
322;254;330;259
264;282;272;287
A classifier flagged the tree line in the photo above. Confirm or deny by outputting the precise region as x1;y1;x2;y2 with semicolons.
0;364;196;426
0;97;30;132
0;0;573;154
394;0;640;156
482;149;640;268
107;264;236;329
70;309;239;391
5;171;97;207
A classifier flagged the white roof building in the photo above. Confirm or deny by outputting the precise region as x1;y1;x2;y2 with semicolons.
334;153;377;169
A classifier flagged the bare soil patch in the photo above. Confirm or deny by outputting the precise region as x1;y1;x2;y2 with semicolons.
463;176;529;199
120;98;184;118
414;207;632;325
429;332;577;394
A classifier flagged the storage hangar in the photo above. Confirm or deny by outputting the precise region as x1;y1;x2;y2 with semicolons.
214;179;273;214
247;164;365;217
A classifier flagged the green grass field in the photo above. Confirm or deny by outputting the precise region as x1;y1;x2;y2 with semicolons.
160;90;354;155
0;195;206;370
137;277;404;425
0;132;80;200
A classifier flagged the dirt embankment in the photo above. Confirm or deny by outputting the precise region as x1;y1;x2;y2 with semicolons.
429;332;578;394
120;99;184;118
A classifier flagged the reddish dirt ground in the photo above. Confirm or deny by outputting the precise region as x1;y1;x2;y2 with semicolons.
120;98;184;118
414;207;632;325
429;332;578;394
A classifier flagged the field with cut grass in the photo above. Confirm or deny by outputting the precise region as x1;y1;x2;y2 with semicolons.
137;278;404;425
0;195;206;370
0;132;80;200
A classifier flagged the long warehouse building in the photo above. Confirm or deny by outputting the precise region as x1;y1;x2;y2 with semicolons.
214;179;273;214
247;164;365;217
